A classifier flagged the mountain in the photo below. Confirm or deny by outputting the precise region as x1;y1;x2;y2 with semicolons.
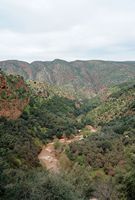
0;59;135;98
0;60;32;79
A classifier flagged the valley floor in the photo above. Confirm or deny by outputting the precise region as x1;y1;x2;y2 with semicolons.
38;126;97;172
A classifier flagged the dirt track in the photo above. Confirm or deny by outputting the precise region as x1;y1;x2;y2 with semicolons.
38;126;97;172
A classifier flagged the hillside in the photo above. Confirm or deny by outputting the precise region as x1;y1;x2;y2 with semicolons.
0;59;135;98
0;72;87;200
0;71;135;200
0;71;29;119
84;81;135;125
66;82;135;199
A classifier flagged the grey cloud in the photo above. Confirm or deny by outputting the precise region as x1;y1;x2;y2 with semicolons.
0;0;135;61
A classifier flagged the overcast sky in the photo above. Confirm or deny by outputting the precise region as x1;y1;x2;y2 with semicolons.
0;0;135;62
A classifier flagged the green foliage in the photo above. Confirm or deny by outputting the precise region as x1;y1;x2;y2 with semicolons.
76;97;101;116
84;82;135;125
1;77;135;200
22;95;82;139
0;89;85;199
0;117;41;169
123;170;135;200
62;164;94;200
0;72;30;101
1;169;81;200
66;82;135;199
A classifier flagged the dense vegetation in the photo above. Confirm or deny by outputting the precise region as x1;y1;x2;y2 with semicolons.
0;71;29;101
84;82;135;125
66;82;135;199
0;71;135;200
0;76;88;199
22;95;82;139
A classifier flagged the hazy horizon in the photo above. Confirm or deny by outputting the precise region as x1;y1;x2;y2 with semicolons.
0;58;135;64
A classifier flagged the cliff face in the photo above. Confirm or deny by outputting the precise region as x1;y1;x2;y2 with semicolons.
0;71;29;119
0;59;135;98
0;60;32;79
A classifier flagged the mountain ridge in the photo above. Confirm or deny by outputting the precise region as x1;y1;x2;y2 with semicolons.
0;59;135;98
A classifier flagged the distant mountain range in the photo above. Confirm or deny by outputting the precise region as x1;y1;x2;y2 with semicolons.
0;59;135;98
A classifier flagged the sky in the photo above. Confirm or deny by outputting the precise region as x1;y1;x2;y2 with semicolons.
0;0;135;62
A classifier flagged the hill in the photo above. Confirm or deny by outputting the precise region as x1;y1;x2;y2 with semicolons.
84;81;135;125
0;59;135;98
0;71;29;119
66;81;135;199
0;71;86;199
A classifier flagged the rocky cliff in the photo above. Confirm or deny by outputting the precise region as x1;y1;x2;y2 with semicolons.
0;71;29;119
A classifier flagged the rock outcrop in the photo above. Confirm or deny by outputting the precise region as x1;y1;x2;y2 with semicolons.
0;71;29;119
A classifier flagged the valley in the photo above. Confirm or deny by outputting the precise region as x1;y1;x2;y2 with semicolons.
1;0;135;199
38;134;84;172
0;68;135;200
38;125;96;172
